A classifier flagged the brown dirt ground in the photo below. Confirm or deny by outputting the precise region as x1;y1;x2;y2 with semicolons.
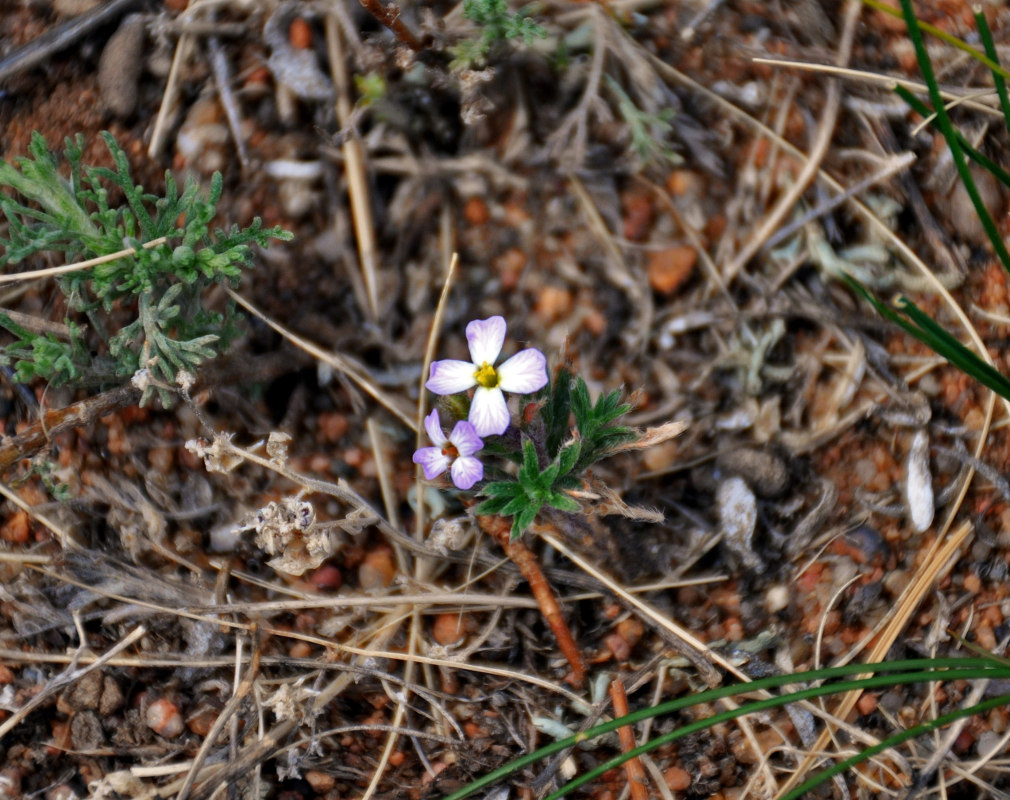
3;1;1010;799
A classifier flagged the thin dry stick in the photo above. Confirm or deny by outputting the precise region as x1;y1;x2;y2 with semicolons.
207;34;249;173
225;287;415;431
772;519;975;799
0;383;141;473
478;513;587;687
0;479;80;551
176;634;261;800
415;251;459;553
0;624;146;741
0;237;169;283
325;11;380;321
609;676;650;800
721;0;860;284
149;26;194;159
752;57;1004;118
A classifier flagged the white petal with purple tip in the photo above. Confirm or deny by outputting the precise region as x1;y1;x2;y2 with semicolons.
449;420;484;457
469;386;510;436
412;447;449;480
497;348;548;394
423;409;447;446
426;359;477;395
466;316;506;366
451;456;483;490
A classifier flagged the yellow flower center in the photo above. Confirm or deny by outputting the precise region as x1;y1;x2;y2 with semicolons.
474;362;500;389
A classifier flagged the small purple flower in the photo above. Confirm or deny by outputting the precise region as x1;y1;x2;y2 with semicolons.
413;409;484;490
425;316;548;436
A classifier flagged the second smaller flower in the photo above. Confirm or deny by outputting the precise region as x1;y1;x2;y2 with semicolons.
413;409;484;490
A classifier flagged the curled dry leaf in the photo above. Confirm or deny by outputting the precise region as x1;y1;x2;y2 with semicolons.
612;419;688;452
266;431;293;464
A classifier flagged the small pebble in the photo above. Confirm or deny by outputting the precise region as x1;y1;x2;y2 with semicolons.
1;510;30;544
615;617;644;649
664;766;691;791
604;632;631;662
288;17;313;49
186;704;219;737
310;564;342;591
977;730;1003;758
535;285;573;323
98;14;145;118
145;697;184;738
358;548;395;589
765;584;790;614
856;692;878;716
432;613;470;646
647;245;696;295
305;770;336;792
463;196;490;225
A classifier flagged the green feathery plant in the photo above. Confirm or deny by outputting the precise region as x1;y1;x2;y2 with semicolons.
451;0;547;68
475;367;636;537
0;131;291;406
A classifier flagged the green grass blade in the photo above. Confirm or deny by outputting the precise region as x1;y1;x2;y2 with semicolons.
781;692;1010;800
897;0;1010;273
840;274;1010;401
894;87;1010;190
974;9;1010;139
543;667;1007;800
441;658;1005;800
861;0;1010;80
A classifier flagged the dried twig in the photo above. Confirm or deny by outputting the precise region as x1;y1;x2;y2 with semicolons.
0;383;141;473
356;0;423;52
0;0;141;83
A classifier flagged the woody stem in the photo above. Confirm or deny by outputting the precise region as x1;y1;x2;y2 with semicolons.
478;514;586;687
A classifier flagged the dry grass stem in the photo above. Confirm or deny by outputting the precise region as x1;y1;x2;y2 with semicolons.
225;287;416;430
0;624;146;740
325;11;380;321
0;236;169;283
721;0;860;284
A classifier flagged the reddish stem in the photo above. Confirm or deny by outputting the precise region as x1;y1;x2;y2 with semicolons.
357;0;423;52
478;514;586;687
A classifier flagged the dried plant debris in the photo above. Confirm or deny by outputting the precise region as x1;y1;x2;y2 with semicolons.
245;496;336;576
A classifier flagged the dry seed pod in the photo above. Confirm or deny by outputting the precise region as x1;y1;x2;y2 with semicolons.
905;429;934;532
